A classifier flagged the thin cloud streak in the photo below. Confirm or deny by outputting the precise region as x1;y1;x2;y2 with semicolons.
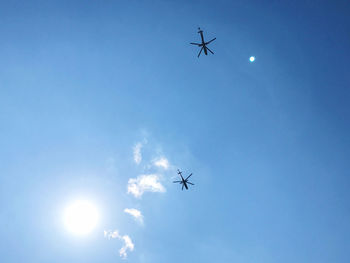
124;208;144;224
104;230;135;259
133;143;142;165
127;174;166;198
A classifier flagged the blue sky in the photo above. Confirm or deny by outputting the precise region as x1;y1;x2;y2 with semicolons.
1;0;350;262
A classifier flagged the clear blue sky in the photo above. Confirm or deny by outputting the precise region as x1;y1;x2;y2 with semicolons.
1;1;350;262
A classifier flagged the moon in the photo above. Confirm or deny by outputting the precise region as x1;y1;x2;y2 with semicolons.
63;200;99;235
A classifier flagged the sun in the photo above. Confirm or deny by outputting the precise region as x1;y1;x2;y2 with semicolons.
63;200;99;235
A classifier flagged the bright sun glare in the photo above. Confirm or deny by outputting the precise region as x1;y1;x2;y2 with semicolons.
64;200;99;235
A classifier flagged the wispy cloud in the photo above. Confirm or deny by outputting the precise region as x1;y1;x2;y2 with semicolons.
120;235;134;259
127;174;166;198
124;208;144;224
153;157;170;169
104;230;135;259
133;143;143;165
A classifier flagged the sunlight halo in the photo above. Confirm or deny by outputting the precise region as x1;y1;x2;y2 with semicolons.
63;200;99;236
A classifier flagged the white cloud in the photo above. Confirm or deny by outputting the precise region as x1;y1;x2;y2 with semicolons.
104;229;120;239
127;174;166;198
133;143;142;165
124;208;144;224
104;230;135;259
153;157;170;169
120;235;134;259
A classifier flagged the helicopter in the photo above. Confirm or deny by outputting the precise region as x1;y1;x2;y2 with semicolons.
173;169;194;190
190;27;216;57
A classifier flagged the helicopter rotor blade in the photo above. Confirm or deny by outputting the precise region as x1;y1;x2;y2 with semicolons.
198;47;203;57
206;47;214;54
206;38;216;45
185;173;192;180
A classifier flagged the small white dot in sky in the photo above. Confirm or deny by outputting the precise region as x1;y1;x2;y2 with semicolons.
249;56;255;62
